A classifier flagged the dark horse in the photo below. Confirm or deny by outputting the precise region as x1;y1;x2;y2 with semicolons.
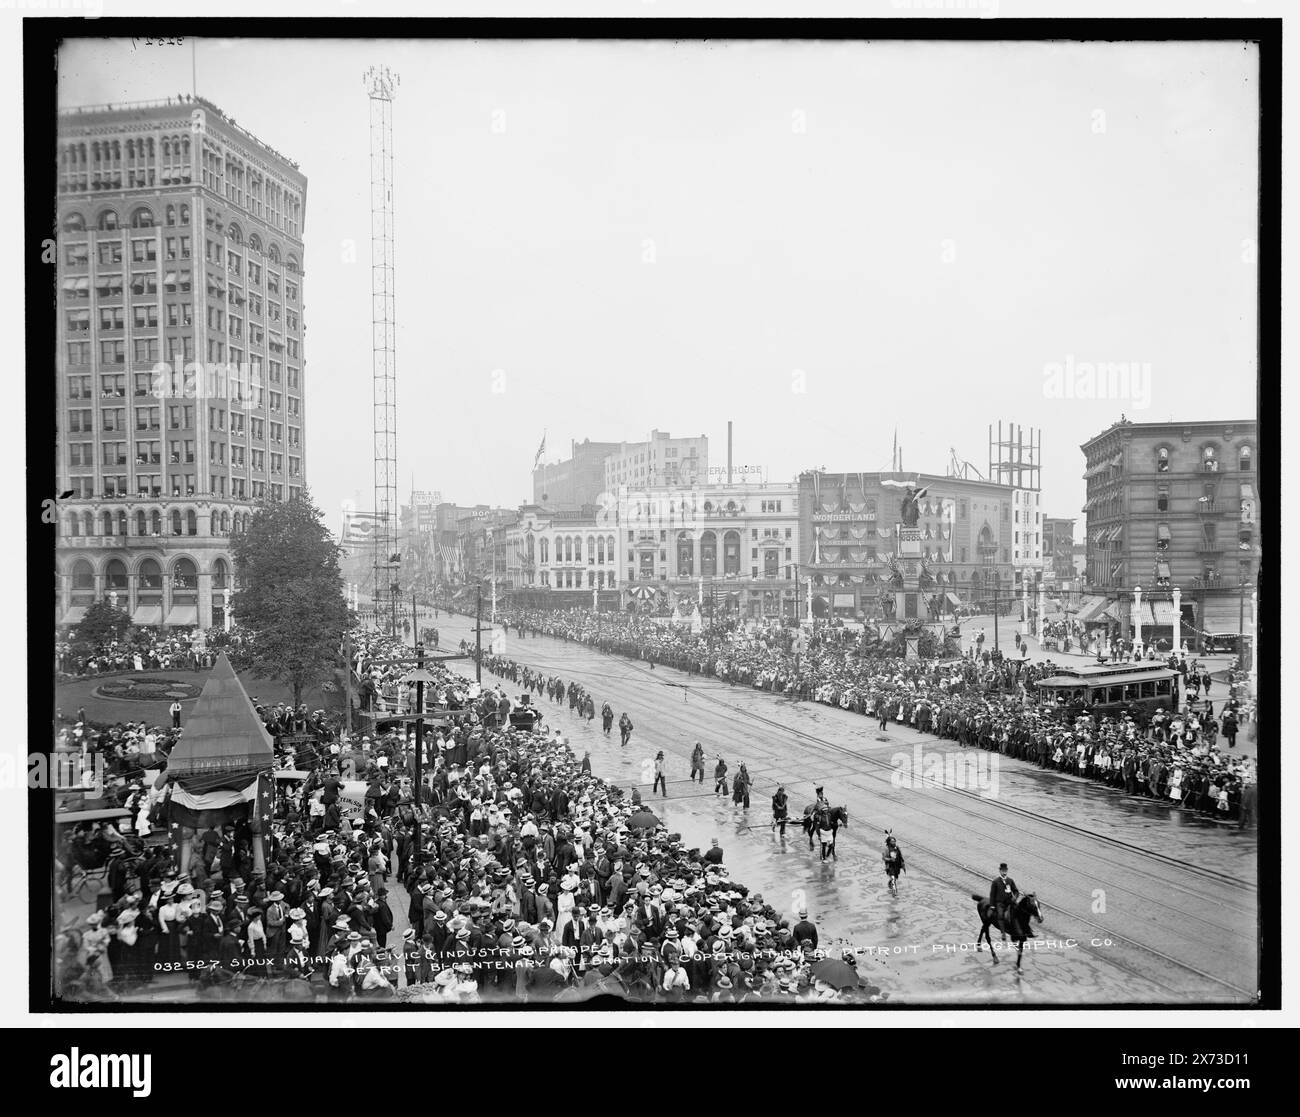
801;805;850;857
971;892;1044;970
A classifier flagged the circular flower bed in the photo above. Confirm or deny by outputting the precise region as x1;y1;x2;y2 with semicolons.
93;677;203;702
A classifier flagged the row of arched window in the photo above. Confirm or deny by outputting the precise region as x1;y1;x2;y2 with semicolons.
67;556;230;592
547;570;614;589
530;534;619;565
62;206;299;270
66;509;252;538
1155;443;1253;473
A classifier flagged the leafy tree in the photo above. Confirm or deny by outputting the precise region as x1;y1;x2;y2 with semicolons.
77;598;132;648
230;489;349;708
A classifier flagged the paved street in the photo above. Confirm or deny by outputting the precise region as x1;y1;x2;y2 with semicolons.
435;610;1257;1004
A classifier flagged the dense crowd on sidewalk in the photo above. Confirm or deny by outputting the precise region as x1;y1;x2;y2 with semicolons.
465;607;1258;825
56;627;877;1005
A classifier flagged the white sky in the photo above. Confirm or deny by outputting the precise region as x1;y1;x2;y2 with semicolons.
57;37;1259;530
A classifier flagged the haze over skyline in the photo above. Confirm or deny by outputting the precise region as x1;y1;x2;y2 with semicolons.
57;37;1259;534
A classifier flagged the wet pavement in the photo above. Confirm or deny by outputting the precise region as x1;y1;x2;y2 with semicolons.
443;612;1259;1005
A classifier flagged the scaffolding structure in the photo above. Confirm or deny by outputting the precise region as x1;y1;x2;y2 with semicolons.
988;422;1042;491
365;65;400;632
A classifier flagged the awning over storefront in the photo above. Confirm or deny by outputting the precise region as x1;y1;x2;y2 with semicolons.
1157;523;1171;542
132;604;163;625
1153;601;1181;625
944;592;962;607
1074;596;1111;623
1240;482;1254;500
1156;561;1172;580
60;606;87;625
165;605;199;627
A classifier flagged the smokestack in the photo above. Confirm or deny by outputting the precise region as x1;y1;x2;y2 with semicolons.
727;421;733;485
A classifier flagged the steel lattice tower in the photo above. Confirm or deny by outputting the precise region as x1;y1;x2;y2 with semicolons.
365;66;399;630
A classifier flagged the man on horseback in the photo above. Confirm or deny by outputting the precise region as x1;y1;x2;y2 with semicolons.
813;786;830;827
988;862;1020;938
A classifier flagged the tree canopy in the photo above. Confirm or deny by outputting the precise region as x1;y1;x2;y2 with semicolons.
230;489;349;707
75;599;132;648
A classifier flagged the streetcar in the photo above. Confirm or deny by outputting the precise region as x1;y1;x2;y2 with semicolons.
1033;661;1180;720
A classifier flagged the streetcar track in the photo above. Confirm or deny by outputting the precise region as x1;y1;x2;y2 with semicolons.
521;644;1255;894
460;622;1258;1000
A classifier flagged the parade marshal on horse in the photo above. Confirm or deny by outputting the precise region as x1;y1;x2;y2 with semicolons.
972;861;1044;970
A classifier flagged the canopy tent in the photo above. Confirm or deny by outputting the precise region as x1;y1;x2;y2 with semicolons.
1073;596;1110;624
164;653;274;793
55;807;132;826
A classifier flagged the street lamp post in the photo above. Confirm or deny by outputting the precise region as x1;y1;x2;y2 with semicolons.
1249;589;1257;701
1035;575;1045;645
476;581;483;684
992;572;1000;655
1132;585;1144;656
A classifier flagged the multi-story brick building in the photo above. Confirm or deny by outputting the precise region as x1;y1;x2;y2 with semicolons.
55;96;308;631
1042;516;1078;581
532;439;621;511
796;470;1017;620
1079;418;1258;641
602;430;709;492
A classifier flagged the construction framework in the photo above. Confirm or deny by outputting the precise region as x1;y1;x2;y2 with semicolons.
365;65;400;632
988;422;1042;491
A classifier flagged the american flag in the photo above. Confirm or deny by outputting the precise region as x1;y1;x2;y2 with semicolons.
253;772;274;868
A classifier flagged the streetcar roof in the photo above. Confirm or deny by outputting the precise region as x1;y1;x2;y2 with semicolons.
1043;661;1173;679
1035;669;1178;689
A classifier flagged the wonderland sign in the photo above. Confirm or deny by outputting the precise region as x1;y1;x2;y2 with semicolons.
811;512;878;523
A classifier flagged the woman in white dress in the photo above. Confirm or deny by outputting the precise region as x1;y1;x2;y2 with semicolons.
554;875;578;944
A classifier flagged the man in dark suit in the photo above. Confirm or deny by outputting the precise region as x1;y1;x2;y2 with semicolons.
988;863;1019;935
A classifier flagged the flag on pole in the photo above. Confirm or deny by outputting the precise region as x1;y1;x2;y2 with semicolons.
251;771;274;870
532;430;547;472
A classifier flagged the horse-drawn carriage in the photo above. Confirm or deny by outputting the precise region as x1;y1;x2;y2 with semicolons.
507;693;544;733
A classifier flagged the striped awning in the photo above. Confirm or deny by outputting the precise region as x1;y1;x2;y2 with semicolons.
1074;596;1110;623
1153;601;1180;625
165;605;199;627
